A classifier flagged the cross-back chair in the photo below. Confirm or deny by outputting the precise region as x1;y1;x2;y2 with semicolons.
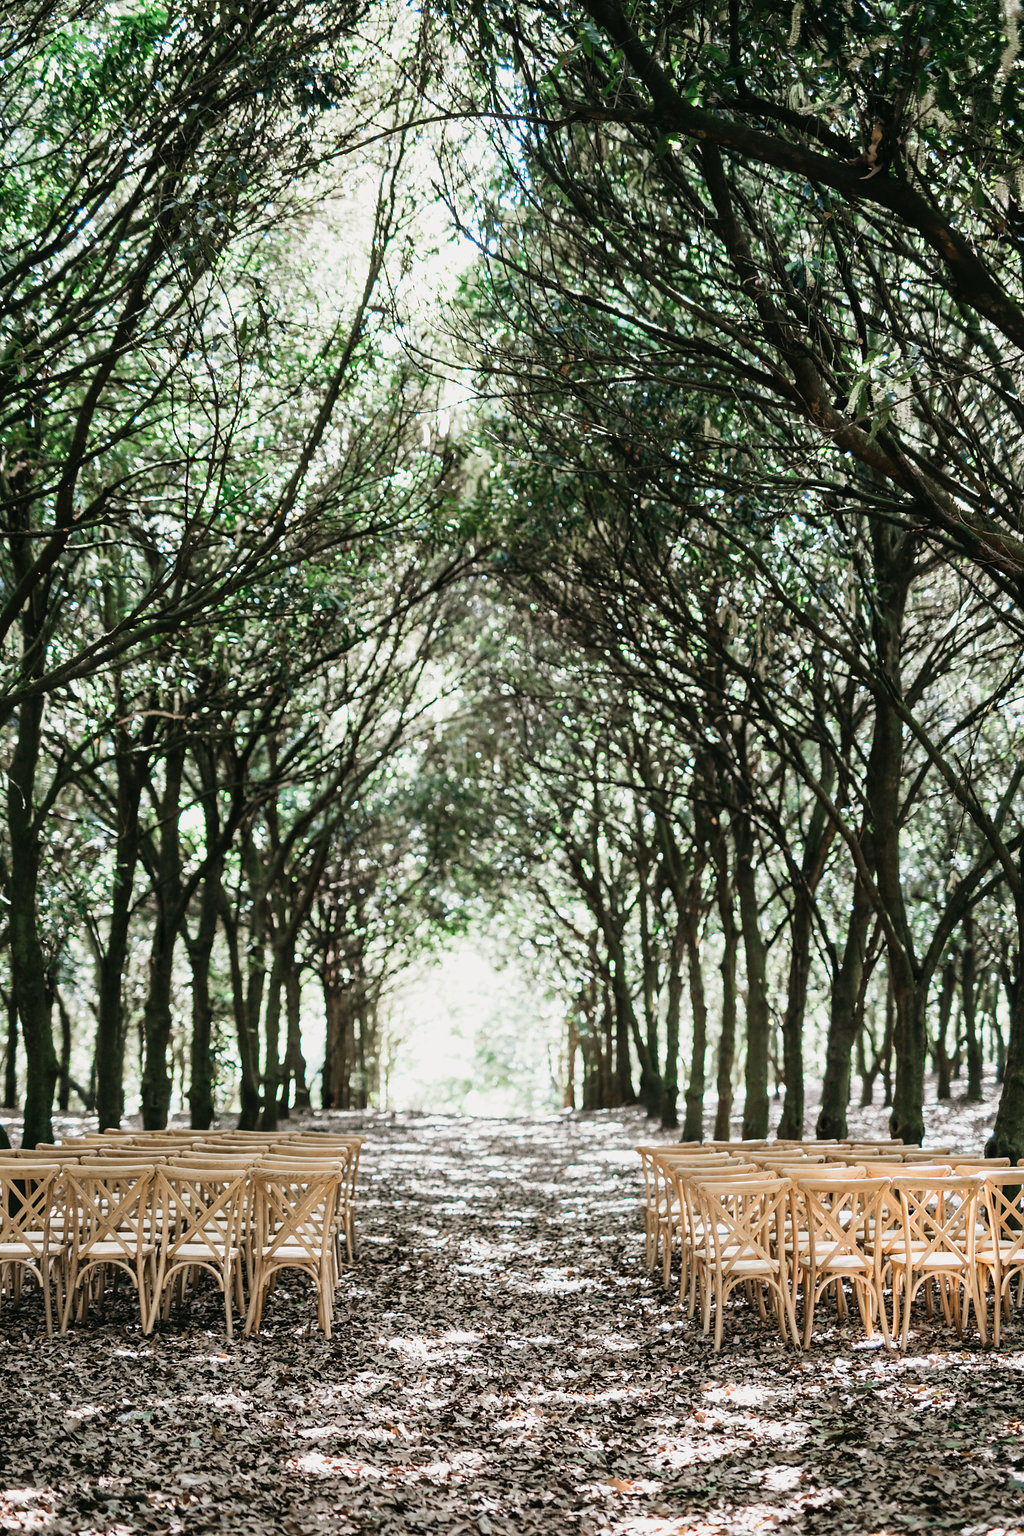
691;1176;798;1352
790;1172;890;1347
61;1167;157;1332
244;1170;342;1337
975;1171;1024;1347
150;1168;247;1336
889;1174;985;1348
0;1164;63;1335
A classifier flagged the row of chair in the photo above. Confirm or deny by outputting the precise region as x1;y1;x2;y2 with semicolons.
0;1129;362;1338
637;1139;1024;1350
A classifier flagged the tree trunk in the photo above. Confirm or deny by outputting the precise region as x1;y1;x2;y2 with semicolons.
56;987;71;1113
714;921;738;1140
934;957;956;1099
3;989;16;1108
681;886;707;1141
140;738;186;1130
989;962;1024;1163
93;707;147;1131
8;693;58;1148
187;863;220;1130
777;888;812;1139
635;839;663;1117
660;912;685;1129
881;972;895;1106
962;912;984;1103
735;810;769;1139
817;874;872;1139
861;528;923;1144
260;947;286;1130
220;883;262;1129
281;947;309;1115
322;964;352;1109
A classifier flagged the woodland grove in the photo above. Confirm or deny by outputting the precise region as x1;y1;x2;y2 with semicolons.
3;0;1024;1158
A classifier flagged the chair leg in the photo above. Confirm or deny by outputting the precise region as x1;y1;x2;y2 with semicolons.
802;1274;815;1348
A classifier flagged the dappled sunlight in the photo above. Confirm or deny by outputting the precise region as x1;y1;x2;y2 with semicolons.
4;1110;1024;1536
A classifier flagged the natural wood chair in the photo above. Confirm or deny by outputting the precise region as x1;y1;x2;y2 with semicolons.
61;1168;158;1333
790;1173;891;1347
889;1174;985;1348
635;1146;705;1271
259;1153;355;1269
150;1168;247;1337
652;1154;746;1285
670;1162;764;1314
975;1171;1024;1347
269;1140;362;1259
691;1176;798;1352
0;1164;63;1334
244;1171;343;1338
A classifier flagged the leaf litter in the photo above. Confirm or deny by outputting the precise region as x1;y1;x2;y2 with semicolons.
2;1090;1024;1536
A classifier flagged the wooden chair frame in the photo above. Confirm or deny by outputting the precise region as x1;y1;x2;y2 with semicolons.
976;1172;1024;1347
889;1175;984;1348
61;1169;157;1333
244;1172;342;1338
150;1168;247;1337
790;1174;891;1347
0;1165;62;1335
692;1177;798;1352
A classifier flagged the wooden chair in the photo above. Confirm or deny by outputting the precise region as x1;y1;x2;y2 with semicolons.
61;1168;157;1332
670;1162;763;1314
244;1171;342;1338
150;1168;247;1337
790;1173;891;1347
0;1164;63;1335
692;1176;798;1352
975;1171;1024;1347
652;1153;745;1285
889;1174;985;1348
271;1140;362;1259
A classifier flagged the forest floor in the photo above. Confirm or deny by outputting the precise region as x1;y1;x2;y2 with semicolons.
3;1087;1024;1536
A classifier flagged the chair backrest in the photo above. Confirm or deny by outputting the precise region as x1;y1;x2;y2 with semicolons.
63;1168;154;1262
692;1177;790;1269
153;1168;247;1262
0;1166;59;1261
890;1175;983;1266
77;1158;162;1173
250;1171;342;1265
791;1173;890;1264
980;1172;1024;1258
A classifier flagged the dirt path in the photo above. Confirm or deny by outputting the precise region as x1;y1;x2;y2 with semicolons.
3;1110;1024;1536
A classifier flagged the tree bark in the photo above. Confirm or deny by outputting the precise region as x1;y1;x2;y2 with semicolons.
735;809;769;1139
94;715;146;1131
3;989;16;1108
8;692;58;1148
681;888;707;1141
281;944;309;1115
186;860;220;1130
140;736;186;1130
962;912;984;1103
817;874;872;1138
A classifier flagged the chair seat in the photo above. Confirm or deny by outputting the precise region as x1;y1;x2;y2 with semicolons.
165;1242;240;1262
891;1251;970;1271
800;1251;871;1273
77;1241;157;1260
0;1241;48;1260
725;1257;779;1278
256;1241;325;1261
